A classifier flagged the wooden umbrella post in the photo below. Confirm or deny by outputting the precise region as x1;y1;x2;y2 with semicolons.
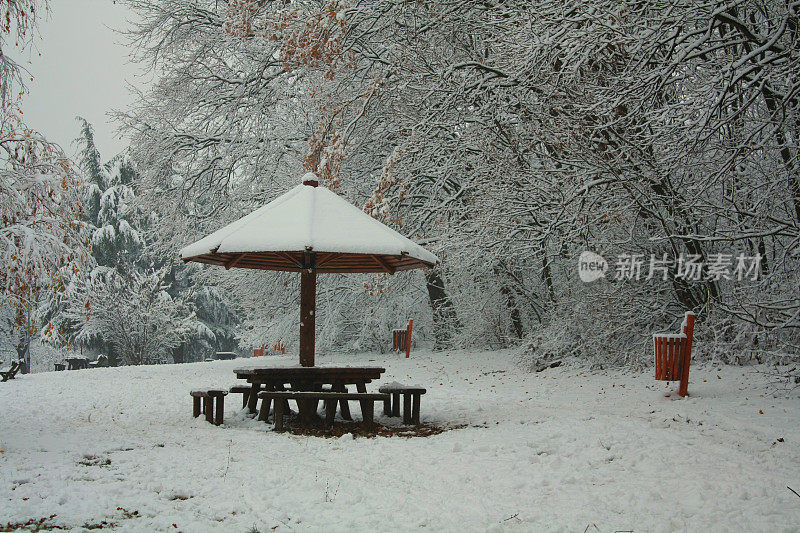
300;251;317;367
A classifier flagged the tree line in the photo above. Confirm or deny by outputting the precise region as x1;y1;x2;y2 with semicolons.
2;1;798;371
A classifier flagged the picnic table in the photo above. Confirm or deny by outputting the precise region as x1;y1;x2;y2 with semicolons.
233;366;386;424
65;356;89;370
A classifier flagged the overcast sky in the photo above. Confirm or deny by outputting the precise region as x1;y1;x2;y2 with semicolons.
22;0;144;160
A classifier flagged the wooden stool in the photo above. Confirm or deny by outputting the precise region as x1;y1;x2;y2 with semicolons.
378;383;426;425
190;389;228;426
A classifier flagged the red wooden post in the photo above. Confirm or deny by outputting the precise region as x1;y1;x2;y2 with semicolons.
678;312;695;397
299;252;317;367
654;337;660;380
405;319;413;358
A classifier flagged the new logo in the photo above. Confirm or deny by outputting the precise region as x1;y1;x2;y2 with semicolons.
578;251;608;282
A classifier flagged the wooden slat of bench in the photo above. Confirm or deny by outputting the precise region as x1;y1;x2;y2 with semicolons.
257;391;388;401
379;385;427;394
190;389;229;398
237;374;384;384
235;366;386;374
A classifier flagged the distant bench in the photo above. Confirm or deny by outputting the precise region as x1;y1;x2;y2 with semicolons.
1;361;22;382
258;391;389;432
88;355;109;368
65;357;88;370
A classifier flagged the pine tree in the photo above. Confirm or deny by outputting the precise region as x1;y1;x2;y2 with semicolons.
47;119;241;365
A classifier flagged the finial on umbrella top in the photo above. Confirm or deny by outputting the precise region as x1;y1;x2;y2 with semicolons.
301;172;319;187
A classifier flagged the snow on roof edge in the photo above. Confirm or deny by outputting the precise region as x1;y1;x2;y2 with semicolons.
179;180;439;266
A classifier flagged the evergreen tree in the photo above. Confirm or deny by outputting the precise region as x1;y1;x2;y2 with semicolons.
45;119;241;365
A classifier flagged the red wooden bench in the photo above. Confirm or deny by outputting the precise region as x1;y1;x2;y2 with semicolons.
654;312;695;397
392;319;414;358
254;342;285;357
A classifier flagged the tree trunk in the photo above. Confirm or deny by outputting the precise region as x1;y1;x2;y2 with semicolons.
16;331;30;374
105;341;119;367
425;268;458;349
542;254;556;303
761;83;800;224
507;294;523;339
494;264;524;339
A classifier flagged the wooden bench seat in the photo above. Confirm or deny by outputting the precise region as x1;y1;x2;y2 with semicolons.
258;391;388;432
230;384;262;408
1;361;21;382
392;319;414;358
378;383;426;425
321;384;352;420
88;355;109;368
230;384;293;419
190;389;228;426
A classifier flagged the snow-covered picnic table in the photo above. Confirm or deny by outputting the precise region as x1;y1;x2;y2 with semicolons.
233;365;386;424
64;356;89;370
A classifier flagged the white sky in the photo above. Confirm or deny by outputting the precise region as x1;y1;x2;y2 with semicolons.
21;0;144;160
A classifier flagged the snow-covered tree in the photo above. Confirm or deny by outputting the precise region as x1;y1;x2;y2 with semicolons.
77;119;147;270
42;119;240;365
57;267;211;365
1;0;88;368
121;0;800;368
165;263;240;362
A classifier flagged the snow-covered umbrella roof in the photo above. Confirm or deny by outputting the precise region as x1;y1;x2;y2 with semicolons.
179;173;438;274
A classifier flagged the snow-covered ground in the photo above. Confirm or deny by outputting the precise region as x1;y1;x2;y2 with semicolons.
1;350;798;532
